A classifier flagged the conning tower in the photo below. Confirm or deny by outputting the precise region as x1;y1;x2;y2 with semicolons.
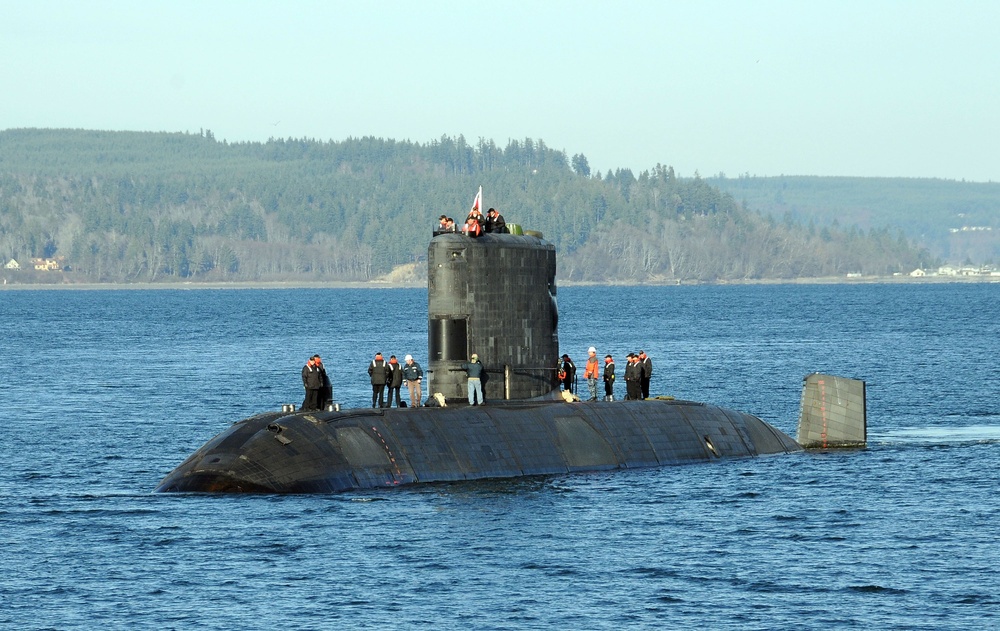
427;233;558;402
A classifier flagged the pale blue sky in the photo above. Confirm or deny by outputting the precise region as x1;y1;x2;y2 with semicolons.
3;0;998;181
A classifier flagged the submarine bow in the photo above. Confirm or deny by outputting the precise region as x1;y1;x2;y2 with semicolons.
156;232;866;493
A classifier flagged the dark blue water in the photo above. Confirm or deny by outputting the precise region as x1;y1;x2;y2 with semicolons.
3;283;999;630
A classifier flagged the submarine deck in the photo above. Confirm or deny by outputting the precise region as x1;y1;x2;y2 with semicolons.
156;397;803;493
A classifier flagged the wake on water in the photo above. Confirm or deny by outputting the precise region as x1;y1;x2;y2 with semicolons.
875;424;1000;446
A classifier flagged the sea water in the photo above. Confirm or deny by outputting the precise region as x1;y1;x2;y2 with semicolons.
1;282;998;630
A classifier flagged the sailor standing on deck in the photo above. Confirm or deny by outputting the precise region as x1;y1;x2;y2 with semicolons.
639;350;653;399
301;354;325;411
368;352;390;408
402;354;423;407
584;347;600;401
386;355;404;407
461;353;485;405
624;353;642;400
603;354;616;401
560;354;576;393
318;356;333;408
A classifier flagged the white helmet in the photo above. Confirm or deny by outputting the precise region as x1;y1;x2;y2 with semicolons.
588;346;597;354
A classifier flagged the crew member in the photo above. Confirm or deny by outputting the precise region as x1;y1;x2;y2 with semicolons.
584;346;600;401
318;355;333;408
386;354;403;407
460;353;485;405
624;353;642;400
560;354;576;393
639;350;653;399
436;214;449;234
368;352;390;408
402;354;423;407
301;354;325;411
462;215;482;238
603;354;616;401
467;207;486;232
485;207;508;233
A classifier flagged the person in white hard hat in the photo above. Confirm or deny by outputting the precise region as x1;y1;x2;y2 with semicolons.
584;346;600;401
402;354;423;407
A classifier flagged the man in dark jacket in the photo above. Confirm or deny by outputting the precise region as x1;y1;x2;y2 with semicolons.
485;208;508;234
401;354;423;407
318;356;333;408
460;353;485;405
386;355;404;407
639;350;653;399
624;353;642;400
560;354;576;393
603;354;616;401
368;352;390;408
301;354;325;411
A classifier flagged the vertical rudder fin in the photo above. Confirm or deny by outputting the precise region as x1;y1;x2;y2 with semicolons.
797;373;867;449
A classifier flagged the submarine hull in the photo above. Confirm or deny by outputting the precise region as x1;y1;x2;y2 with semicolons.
156;229;866;494
155;398;802;493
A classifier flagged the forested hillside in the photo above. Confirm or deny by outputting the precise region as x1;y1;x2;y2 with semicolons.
0;129;934;284
710;175;1000;264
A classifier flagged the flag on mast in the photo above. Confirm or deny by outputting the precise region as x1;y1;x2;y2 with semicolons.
471;185;482;213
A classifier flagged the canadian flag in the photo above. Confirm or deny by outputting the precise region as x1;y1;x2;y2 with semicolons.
471;185;482;213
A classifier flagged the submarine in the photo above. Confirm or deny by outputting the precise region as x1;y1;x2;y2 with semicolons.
156;231;866;493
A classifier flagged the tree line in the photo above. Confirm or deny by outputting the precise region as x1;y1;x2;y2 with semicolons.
709;174;1000;265
0;128;936;283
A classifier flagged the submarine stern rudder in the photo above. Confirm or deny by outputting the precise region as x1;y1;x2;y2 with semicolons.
796;373;867;449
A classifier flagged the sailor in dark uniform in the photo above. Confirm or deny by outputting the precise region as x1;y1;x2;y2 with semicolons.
368;352;390;408
624;353;642;400
603;354;616;401
560;354;576;393
639;350;653;399
301;354;325;411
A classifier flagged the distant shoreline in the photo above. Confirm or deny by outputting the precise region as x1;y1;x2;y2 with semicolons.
0;280;426;291
2;275;997;290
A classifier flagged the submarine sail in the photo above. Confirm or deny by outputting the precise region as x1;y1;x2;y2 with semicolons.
427;233;558;402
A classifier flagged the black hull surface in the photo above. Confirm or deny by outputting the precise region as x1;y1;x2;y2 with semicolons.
155;232;866;494
155;398;802;493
